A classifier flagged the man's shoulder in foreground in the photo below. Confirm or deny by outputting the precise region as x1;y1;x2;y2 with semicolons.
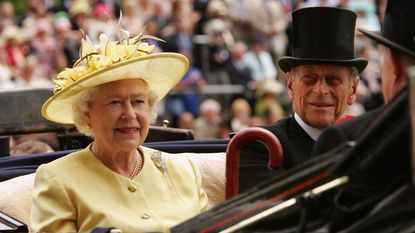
312;109;381;157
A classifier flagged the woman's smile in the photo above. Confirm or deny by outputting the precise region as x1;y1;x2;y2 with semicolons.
115;127;140;136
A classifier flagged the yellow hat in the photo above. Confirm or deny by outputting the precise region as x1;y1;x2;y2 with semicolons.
42;31;189;124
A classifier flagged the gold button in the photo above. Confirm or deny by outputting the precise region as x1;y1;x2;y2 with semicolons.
128;183;137;192
141;213;150;219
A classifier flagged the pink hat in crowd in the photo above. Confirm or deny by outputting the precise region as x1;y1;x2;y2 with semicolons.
93;3;114;19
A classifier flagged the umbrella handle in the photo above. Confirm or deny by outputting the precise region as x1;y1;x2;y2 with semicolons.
225;127;284;199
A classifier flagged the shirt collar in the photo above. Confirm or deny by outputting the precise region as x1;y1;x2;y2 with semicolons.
294;113;323;141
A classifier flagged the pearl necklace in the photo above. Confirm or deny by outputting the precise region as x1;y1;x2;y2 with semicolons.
91;145;143;179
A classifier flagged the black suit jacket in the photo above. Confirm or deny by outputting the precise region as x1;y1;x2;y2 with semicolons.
239;115;315;192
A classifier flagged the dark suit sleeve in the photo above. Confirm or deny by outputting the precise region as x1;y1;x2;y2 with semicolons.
237;117;313;193
239;141;284;192
312;109;381;157
311;126;349;157
238;122;303;193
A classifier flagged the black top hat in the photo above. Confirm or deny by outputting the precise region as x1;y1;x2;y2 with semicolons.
359;0;415;59
278;7;367;73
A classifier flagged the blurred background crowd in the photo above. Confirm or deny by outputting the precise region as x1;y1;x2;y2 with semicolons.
0;0;386;144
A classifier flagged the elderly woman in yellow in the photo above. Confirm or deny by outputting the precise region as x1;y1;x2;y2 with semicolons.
29;29;208;232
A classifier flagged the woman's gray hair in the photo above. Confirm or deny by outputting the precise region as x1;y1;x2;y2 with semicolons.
71;85;159;137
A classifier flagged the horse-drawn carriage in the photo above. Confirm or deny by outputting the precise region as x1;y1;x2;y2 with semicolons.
0;79;414;232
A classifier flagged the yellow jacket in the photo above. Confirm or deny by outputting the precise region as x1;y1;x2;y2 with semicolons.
29;146;208;232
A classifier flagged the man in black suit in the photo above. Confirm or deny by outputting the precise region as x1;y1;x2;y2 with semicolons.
238;7;368;192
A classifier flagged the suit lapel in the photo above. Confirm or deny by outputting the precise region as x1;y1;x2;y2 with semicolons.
286;116;316;162
263;116;315;168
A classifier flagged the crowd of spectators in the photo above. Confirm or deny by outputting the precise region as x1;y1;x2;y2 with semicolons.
0;0;386;142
